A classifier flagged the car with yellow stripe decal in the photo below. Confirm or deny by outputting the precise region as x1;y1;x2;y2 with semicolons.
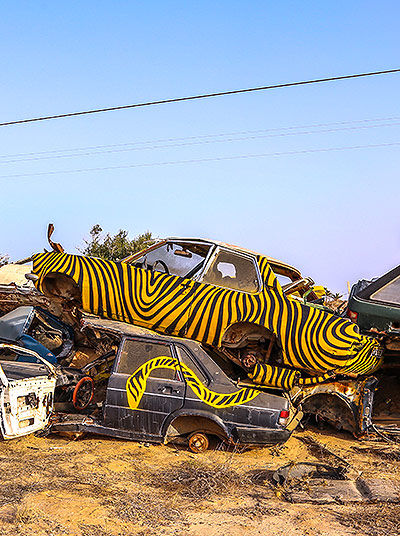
51;318;300;450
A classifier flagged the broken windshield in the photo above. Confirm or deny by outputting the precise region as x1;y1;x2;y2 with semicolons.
129;242;212;278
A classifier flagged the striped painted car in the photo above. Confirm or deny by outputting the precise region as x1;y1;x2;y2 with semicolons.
31;237;382;389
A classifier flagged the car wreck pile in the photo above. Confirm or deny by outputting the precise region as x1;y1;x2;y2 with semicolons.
0;227;399;451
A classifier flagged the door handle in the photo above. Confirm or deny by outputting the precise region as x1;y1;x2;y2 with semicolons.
158;385;180;395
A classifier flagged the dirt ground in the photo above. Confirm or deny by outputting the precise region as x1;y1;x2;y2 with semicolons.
1;426;400;536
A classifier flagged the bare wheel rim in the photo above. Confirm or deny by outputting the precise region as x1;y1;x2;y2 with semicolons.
188;432;209;453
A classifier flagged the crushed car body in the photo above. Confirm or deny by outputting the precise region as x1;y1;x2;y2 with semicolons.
0;263;50;316
30;235;383;393
285;263;400;438
0;344;56;439
4;226;394;443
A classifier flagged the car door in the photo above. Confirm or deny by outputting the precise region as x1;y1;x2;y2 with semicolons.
103;337;186;440
123;241;213;337
186;247;262;345
0;344;56;439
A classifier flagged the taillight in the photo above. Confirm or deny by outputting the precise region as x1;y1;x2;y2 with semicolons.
279;410;290;426
347;310;358;323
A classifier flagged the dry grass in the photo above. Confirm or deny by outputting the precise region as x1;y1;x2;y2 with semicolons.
103;490;185;528
1;430;400;535
351;445;400;462
147;457;249;500
332;504;400;536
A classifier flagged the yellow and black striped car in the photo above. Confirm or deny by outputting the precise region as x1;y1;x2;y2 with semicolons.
31;238;383;389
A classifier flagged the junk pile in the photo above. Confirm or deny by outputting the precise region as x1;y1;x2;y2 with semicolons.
0;225;399;450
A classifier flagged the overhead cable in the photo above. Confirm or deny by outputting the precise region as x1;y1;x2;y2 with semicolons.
1;68;399;127
0;140;398;179
0;120;399;165
0;115;399;164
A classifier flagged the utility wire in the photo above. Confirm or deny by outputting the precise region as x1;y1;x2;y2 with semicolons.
0;115;398;161
1;68;399;127
2;114;399;159
0;140;398;179
1;120;399;165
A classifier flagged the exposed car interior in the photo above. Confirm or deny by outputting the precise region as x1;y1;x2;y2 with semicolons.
129;241;212;279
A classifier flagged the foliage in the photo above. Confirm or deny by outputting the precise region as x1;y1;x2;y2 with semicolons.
325;289;343;300
79;224;155;261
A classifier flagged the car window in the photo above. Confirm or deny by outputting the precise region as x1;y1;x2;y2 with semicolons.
202;345;246;381
201;250;260;293
118;339;179;380
175;346;208;383
129;242;211;278
275;274;293;288
370;275;400;305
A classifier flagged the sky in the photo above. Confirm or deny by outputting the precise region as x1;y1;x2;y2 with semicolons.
0;1;399;294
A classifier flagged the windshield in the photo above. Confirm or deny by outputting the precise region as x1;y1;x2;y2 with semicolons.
129;242;212;278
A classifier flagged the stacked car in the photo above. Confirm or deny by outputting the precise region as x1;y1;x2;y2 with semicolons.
1;230;398;447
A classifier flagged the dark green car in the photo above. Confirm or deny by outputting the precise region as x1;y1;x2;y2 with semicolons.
346;264;400;355
343;265;400;436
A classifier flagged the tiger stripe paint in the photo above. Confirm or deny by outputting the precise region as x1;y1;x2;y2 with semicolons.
247;363;300;390
31;250;383;386
126;356;261;409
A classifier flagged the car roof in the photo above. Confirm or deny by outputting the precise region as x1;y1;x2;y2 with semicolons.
165;237;302;278
82;315;190;344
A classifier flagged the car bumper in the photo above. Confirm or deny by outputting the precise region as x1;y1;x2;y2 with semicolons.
232;425;291;446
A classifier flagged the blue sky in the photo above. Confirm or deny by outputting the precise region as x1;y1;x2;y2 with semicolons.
0;1;399;293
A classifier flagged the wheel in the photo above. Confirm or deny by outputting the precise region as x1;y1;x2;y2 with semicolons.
188;432;209;453
72;377;94;410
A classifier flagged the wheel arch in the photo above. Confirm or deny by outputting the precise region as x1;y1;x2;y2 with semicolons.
162;409;231;443
219;321;275;349
299;391;358;434
41;272;82;303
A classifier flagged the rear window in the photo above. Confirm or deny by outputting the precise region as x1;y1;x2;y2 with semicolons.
175;346;207;383
201;345;246;381
371;275;400;305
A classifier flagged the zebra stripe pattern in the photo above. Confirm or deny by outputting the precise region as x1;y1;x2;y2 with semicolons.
126;356;260;409
31;251;383;382
248;363;337;388
248;363;300;390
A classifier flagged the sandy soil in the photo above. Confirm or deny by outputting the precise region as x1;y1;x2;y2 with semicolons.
0;426;399;536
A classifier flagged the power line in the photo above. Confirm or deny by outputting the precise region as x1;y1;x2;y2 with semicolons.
3;113;400;159
1;68;399;128
0;140;398;179
0;119;399;165
0;114;399;162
